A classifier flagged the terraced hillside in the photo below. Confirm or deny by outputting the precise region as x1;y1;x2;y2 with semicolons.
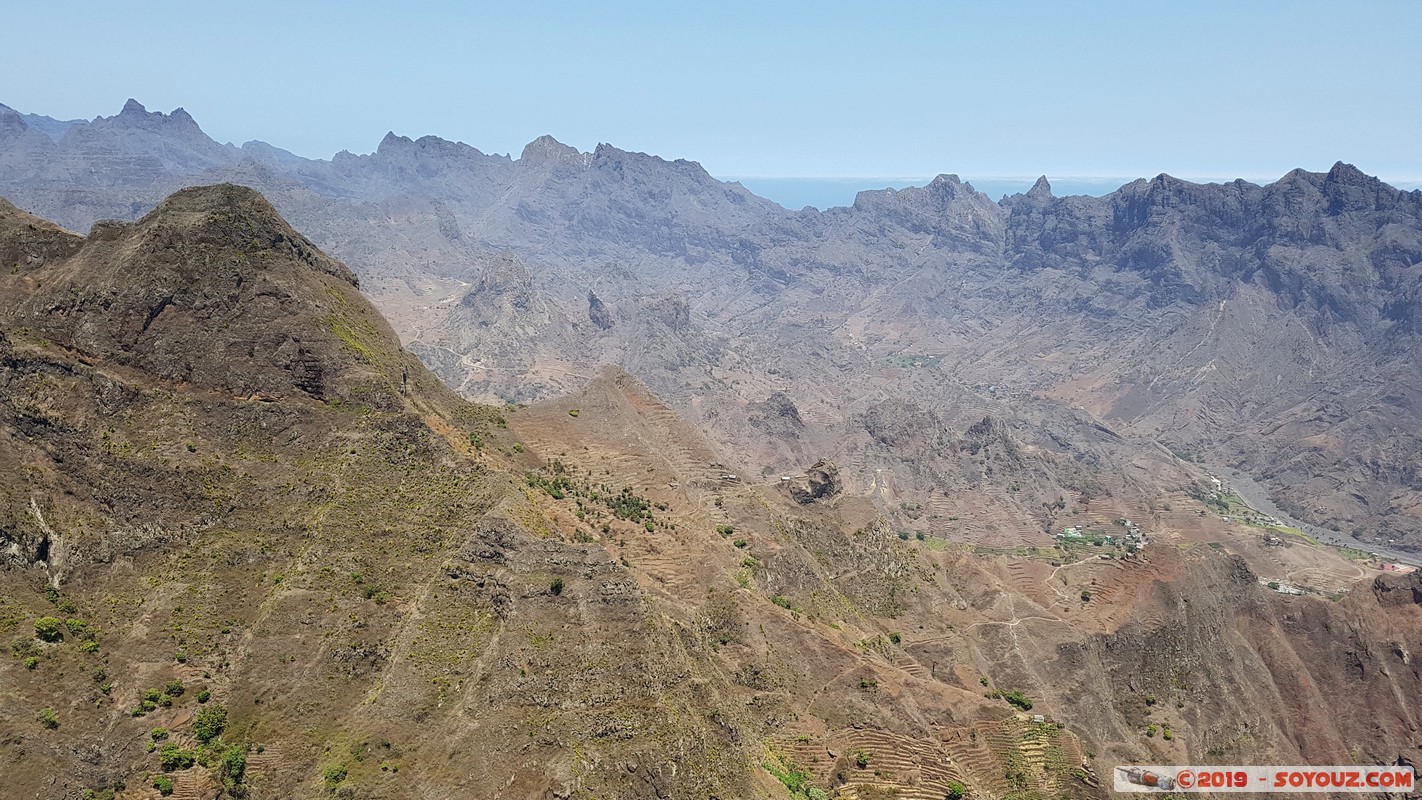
2;187;1420;800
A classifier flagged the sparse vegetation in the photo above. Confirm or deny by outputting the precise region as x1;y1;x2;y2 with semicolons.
323;763;349;788
193;704;227;743
159;742;196;770
763;748;815;796
36;707;59;729
986;688;1033;710
34;616;63;642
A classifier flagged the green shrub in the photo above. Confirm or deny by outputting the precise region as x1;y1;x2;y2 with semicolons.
733;539;748;549
193;704;227;743
771;596;792;609
197;689;211;703
854;749;870;769
24;656;38;670
1145;723;1158;738
1080;590;1092;602
947;779;966;799
716;525;735;537
220;746;247;793
323;764;349;787
80;639;100;653
36;707;59;729
549;577;564;596
152;775;174;796
34;616;63;642
151;727;169;741
159;742;196;770
65;618;91;637
165;679;185;697
988;688;1034;710
888;632;902;645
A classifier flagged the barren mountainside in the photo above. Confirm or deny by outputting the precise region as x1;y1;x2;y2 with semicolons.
3;99;1417;555
0;185;1420;799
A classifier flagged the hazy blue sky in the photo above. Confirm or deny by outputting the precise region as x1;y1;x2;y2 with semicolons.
6;1;1420;184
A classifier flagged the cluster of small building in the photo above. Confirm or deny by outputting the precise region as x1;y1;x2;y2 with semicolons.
1054;519;1148;553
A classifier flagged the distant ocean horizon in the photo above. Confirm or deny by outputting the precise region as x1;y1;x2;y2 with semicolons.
725;175;1422;212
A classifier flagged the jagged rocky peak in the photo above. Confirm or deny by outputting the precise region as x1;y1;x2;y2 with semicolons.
591;141;721;183
1326;161;1371;186
462;253;535;306
520;134;583;165
1027;175;1053;199
141;183;356;285
105;98;204;135
4;184;409;404
376;131;487;161
587;289;614;330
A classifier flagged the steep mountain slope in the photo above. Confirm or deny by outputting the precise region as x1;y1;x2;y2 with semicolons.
0;100;1419;556
0;188;761;799
2;187;1420;800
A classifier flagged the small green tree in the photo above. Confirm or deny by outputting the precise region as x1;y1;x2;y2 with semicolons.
323;764;349;787
153;775;174;796
193;704;227;743
159;742;196;771
34;616;63;642
947;780;967;800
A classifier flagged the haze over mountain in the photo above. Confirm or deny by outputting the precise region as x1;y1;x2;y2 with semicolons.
4;100;1418;560
3;180;1420;800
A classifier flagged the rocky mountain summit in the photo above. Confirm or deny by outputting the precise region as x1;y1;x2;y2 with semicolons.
1;100;1419;558
1;184;1420;799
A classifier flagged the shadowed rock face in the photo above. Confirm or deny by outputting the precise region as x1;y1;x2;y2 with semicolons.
0;101;1420;554
787;460;841;504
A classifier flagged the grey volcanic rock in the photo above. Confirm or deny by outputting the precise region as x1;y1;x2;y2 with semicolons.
786;459;842;504
2;99;1421;549
587;289;613;330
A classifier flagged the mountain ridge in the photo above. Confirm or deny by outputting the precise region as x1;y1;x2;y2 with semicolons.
1;183;1421;799
1;100;1420;556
